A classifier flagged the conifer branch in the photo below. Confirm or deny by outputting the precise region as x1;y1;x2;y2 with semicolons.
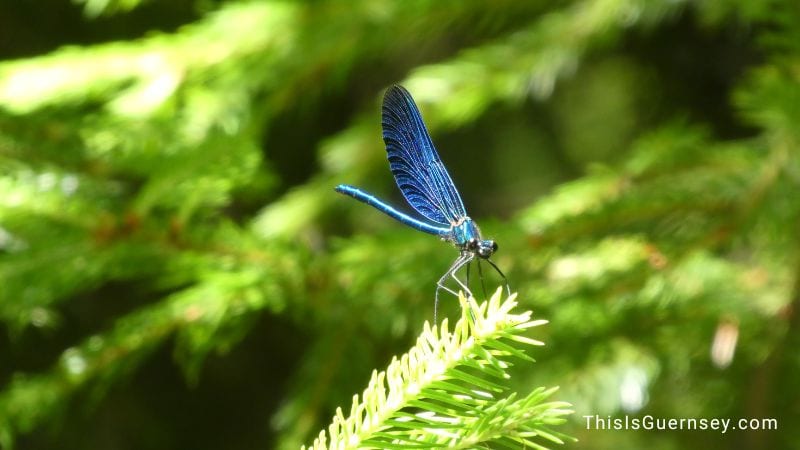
0;3;295;115
0;260;290;448
303;289;571;450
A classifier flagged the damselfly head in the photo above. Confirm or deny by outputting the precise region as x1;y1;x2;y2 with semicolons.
467;238;497;259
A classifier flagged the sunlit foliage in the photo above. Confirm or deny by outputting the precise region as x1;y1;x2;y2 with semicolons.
1;0;797;449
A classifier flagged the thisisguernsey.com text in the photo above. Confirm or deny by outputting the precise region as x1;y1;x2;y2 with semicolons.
584;415;778;434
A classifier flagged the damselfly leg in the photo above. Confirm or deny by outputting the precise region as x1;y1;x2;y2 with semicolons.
434;252;474;324
475;259;489;300
460;256;507;302
485;258;511;297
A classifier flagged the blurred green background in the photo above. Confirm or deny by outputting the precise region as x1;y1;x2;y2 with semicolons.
1;0;798;449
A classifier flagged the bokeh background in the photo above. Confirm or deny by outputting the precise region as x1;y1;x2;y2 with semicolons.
1;0;798;449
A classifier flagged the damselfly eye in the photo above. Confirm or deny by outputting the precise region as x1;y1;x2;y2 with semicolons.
476;240;496;259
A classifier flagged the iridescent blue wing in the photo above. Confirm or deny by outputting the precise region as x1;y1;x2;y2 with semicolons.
382;85;467;226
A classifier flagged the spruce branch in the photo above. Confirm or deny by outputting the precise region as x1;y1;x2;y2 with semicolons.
303;289;572;450
0;255;293;448
0;3;295;115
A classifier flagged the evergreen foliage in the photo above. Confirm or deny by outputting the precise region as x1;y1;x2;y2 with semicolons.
1;0;798;449
304;291;571;449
